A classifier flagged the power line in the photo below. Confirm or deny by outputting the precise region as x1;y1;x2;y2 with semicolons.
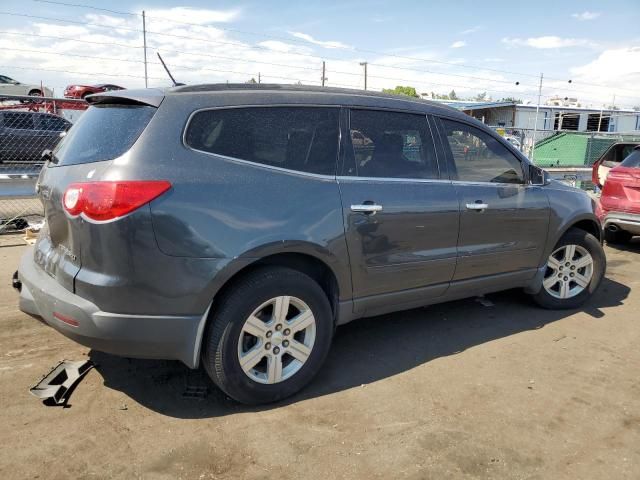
4;10;640;101
28;0;640;95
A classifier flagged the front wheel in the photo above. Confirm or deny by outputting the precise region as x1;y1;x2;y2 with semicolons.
202;267;334;405
531;228;606;309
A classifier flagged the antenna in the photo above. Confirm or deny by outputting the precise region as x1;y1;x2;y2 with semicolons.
156;52;180;86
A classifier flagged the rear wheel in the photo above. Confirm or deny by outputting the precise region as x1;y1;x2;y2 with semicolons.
604;228;632;245
531;228;605;309
202;267;334;405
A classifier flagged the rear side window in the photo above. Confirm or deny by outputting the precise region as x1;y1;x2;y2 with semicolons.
441;118;524;184
346;109;438;179
53;104;155;166
185;107;339;175
621;148;640;168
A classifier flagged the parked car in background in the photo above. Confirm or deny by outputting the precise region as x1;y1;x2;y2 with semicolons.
0;74;53;98
15;84;606;405
592;141;640;190
0;111;71;167
598;145;640;244
64;83;125;99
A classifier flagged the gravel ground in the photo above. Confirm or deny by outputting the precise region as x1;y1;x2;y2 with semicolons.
1;238;639;479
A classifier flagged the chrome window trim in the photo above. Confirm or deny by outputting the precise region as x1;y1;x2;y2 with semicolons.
182;104;341;180
337;175;451;184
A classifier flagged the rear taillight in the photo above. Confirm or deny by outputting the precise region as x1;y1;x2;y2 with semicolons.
63;181;171;221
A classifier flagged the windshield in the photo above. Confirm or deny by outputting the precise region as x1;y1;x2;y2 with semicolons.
52;104;156;166
620;148;640;168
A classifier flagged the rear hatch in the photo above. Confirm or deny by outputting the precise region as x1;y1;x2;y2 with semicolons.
601;148;640;213
34;98;159;292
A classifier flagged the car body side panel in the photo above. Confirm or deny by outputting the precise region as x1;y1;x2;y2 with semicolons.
540;180;602;261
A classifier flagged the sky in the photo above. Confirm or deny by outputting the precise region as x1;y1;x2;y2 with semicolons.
0;0;639;108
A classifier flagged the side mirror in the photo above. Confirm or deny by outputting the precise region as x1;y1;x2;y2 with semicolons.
529;164;550;186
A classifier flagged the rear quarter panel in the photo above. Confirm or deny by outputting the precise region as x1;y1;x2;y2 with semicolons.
102;94;352;303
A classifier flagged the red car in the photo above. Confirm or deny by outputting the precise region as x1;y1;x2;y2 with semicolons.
598;145;640;244
63;83;124;99
591;142;639;190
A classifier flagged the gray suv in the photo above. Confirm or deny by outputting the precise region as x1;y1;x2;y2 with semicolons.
15;85;606;404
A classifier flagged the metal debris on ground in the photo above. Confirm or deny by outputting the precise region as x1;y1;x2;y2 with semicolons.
475;296;495;307
30;360;94;406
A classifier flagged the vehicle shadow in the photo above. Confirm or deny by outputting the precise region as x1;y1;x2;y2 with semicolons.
89;276;630;419
604;236;640;254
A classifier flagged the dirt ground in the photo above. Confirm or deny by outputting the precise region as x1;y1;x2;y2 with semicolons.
1;237;639;479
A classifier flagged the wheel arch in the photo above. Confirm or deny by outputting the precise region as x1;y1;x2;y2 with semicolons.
191;245;351;368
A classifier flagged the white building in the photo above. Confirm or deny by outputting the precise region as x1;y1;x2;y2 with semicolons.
434;100;640;133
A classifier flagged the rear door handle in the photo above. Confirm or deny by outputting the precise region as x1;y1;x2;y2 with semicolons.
466;202;489;211
351;204;383;215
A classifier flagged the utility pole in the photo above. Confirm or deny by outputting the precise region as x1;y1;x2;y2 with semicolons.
321;61;327;87
530;72;543;161
359;61;368;90
142;10;148;88
258;72;261;84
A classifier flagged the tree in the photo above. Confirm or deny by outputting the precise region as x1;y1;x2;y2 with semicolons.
246;77;257;84
498;97;523;104
382;85;419;98
448;89;458;100
633;106;640;111
474;91;487;101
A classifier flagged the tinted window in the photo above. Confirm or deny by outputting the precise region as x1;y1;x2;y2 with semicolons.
346;109;438;179
441;118;524;184
186;107;339;175
3;113;35;130
621;148;640;168
53;104;155;166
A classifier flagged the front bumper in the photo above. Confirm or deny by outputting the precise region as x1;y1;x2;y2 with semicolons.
603;211;640;236
17;247;206;368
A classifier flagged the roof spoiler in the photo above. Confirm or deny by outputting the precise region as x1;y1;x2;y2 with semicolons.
85;88;165;108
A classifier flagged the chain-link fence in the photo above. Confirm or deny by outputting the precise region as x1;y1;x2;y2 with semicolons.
0;95;87;233
492;127;640;190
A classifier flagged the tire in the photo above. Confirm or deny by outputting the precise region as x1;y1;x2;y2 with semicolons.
202;267;334;405
531;228;606;309
604;228;632;245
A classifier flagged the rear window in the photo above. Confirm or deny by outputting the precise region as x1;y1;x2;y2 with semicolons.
52;104;155;166
621;148;640;168
185;107;339;175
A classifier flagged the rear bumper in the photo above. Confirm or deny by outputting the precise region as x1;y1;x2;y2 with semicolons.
17;247;206;368
603;211;640;236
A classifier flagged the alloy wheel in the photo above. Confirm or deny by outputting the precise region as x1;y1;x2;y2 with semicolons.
542;244;594;299
237;296;316;384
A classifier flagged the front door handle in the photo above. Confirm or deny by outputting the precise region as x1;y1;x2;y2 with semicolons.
466;202;489;211
351;204;383;215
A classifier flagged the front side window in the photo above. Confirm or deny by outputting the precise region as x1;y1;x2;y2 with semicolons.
441;118;524;184
347;109;438;179
185;107;339;176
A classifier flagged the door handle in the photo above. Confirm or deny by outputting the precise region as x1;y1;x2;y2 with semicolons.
466;202;489;211
351;204;383;215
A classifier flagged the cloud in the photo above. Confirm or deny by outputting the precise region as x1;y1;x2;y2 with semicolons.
572;11;601;21
0;9;633;108
450;41;466;48
145;7;241;24
288;31;352;50
460;26;482;35
502;36;594;49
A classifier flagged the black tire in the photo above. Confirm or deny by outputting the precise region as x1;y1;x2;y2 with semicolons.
604;228;632;245
202;267;334;405
531;228;606;309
